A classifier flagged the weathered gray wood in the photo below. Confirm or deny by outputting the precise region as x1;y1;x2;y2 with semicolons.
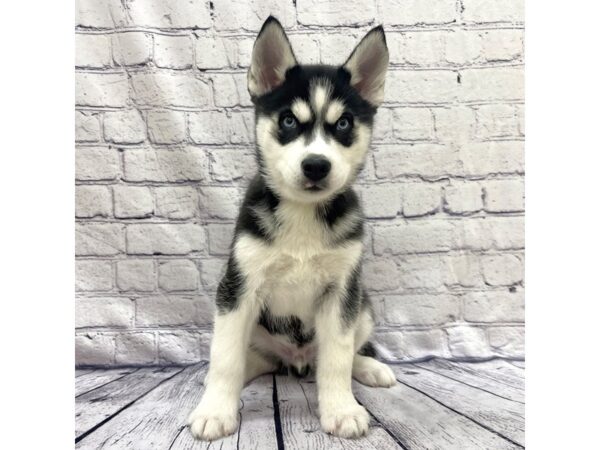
416;360;524;403
427;359;525;392
353;376;520;449
75;367;137;397
75;366;182;440
276;375;402;449
75;369;95;377
509;360;526;369
172;373;278;449
392;365;524;447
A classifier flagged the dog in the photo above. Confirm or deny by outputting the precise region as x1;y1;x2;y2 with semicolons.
188;16;395;441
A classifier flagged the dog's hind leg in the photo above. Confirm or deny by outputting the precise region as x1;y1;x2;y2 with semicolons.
245;348;278;384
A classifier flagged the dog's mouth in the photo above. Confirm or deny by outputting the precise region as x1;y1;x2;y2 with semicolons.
303;181;326;192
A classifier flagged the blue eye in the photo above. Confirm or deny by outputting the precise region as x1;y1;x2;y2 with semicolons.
281;114;297;129
336;116;351;131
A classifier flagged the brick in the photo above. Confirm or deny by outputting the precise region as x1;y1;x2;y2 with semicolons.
76;333;115;366
76;297;134;328
76;223;125;256
399;31;445;66
459;67;524;102
483;179;525;212
130;73;211;108
481;254;523;286
363;259;400;292
374;145;460;179
475;104;520;139
212;1;295;31
298;0;375;26
76;185;112;218
127;0;211;29
460;141;524;176
488;326;524;357
211;74;252;107
154;186;198;219
380;329;450;360
444;254;483;287
136;295;213;326
198;187;241;220
75;260;113;291
454;217;525;251
112;32;151;66
75;73;129;107
127;224;206;255
480;29;524;62
373;221;453;255
433;106;476;145
75;111;101;142
372;107;393;142
447;326;492;358
158;260;199;292
384;294;458;325
154;35;193;69
189;111;254;145
444;182;483;214
360;184;402;219
392;108;434;141
398;255;446;290
403;183;441;217
288;34;320;65
76;146;120;181
158;330;210;364
444;30;482;65
75;34;111;68
207;224;235;256
123;147;209;182
104;110;146;144
378;0;457;25
318;33;358;65
386;70;457;103
464;290;524;323
462;0;524;23
199;258;227;292
116;259;155;291
209;149;256;182
115;332;156;365
147;110;186;144
76;0;127;28
195;36;230;69
113;185;154;218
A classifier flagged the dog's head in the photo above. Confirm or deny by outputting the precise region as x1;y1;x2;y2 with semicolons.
248;16;389;204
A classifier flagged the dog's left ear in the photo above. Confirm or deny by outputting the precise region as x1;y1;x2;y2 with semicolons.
248;16;297;98
343;26;389;107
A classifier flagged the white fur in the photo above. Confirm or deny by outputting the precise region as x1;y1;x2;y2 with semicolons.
325;100;345;124
291;98;312;123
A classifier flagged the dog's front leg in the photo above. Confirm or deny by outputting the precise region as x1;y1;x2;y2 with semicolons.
315;295;369;439
188;295;258;441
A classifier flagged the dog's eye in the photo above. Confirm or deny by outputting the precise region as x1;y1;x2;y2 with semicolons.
281;114;298;129
336;115;352;131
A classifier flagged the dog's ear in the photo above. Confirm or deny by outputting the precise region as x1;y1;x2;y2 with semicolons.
343;26;389;106
248;16;297;98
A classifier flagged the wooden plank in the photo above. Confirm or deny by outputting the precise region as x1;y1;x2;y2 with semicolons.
172;374;278;449
416;360;524;403
75;369;95;377
509;360;525;369
392;365;524;447
75;366;182;441
425;359;525;392
75;367;137;397
276;375;402;449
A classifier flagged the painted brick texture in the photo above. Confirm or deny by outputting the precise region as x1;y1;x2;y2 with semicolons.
75;0;524;366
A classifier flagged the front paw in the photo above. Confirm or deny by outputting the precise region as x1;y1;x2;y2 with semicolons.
187;402;238;441
320;403;369;438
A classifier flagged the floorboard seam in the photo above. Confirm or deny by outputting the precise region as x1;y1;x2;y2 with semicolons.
272;374;285;450
355;397;409;449
413;364;525;405
75;368;139;399
75;367;187;445
395;377;525;449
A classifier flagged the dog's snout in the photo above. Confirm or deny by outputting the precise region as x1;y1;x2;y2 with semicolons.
301;155;331;182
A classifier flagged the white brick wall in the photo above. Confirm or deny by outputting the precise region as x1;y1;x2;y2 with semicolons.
75;0;524;366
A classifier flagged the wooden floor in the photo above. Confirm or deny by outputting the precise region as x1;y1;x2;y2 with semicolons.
75;358;524;449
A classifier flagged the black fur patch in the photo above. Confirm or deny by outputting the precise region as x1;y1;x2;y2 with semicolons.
316;188;364;242
341;267;362;325
215;256;245;313
357;341;377;358
234;175;280;242
258;307;315;347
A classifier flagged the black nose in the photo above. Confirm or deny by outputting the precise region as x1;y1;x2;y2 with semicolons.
301;156;331;182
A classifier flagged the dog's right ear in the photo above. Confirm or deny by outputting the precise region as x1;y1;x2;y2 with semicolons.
248;16;297;98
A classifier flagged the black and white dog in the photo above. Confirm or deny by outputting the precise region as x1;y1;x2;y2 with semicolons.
188;16;395;440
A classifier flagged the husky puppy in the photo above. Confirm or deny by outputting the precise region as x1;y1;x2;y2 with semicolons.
188;16;395;440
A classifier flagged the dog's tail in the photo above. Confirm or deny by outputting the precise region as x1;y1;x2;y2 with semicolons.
358;340;396;362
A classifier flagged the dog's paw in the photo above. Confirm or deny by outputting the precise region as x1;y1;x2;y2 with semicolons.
187;402;238;441
320;403;369;439
353;358;396;388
